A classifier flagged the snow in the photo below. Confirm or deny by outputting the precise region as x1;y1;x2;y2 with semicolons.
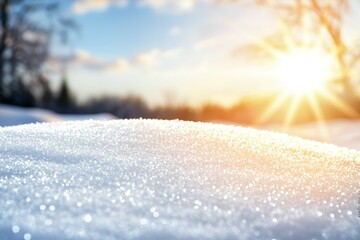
1;103;360;150
0;104;114;127
267;120;360;150
0;119;359;240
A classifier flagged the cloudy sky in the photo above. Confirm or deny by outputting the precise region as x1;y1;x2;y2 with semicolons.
50;0;360;107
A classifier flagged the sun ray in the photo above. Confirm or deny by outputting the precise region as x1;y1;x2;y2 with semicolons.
218;14;284;60
318;87;360;118
233;13;359;132
254;38;284;59
283;94;303;131
257;92;289;125
278;18;297;50
306;93;329;141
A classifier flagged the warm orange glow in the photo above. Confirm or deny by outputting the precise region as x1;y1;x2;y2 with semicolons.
275;49;334;95
252;17;359;136
257;48;358;137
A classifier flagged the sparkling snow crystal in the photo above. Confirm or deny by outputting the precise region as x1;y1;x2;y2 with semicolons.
0;120;359;239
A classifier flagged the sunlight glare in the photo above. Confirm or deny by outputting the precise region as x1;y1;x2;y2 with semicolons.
276;49;334;94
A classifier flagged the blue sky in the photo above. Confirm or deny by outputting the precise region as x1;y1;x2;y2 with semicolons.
49;0;360;107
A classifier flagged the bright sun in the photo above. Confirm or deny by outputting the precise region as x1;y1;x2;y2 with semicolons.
275;49;334;95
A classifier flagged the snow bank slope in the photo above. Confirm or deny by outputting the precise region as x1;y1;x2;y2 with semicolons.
0;120;359;240
0;104;59;126
281;120;360;150
0;104;114;127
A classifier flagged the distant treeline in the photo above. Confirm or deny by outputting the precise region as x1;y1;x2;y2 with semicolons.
79;92;360;125
16;78;357;125
2;74;360;125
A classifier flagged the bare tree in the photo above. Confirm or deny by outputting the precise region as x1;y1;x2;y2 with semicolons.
0;0;77;105
0;0;9;101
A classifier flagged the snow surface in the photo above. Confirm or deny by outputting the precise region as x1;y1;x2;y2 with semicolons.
268;120;360;150
0;119;359;240
0;104;114;127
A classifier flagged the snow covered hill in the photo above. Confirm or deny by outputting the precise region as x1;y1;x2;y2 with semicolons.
268;119;360;150
0;120;359;240
2;104;360;151
0;104;114;127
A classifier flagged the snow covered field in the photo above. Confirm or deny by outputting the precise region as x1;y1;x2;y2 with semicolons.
0;104;114;127
0;119;359;239
266;120;360;151
2;104;360;150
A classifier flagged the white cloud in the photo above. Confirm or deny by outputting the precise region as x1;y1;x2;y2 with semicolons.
72;0;127;14
192;33;249;53
133;49;161;68
139;0;208;12
194;35;232;51
71;50;104;68
73;50;130;73
106;59;130;73
50;50;129;74
72;0;243;14
132;48;183;68
162;48;183;58
169;26;182;36
50;48;183;74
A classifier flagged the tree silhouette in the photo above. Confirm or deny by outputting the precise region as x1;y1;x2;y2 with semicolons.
56;77;75;113
38;75;54;109
0;0;77;106
0;0;9;101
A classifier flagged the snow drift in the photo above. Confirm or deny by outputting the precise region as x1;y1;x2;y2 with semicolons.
269;119;360;150
0;120;359;240
0;104;114;127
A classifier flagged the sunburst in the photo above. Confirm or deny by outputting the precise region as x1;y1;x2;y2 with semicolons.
275;49;334;95
255;41;359;140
